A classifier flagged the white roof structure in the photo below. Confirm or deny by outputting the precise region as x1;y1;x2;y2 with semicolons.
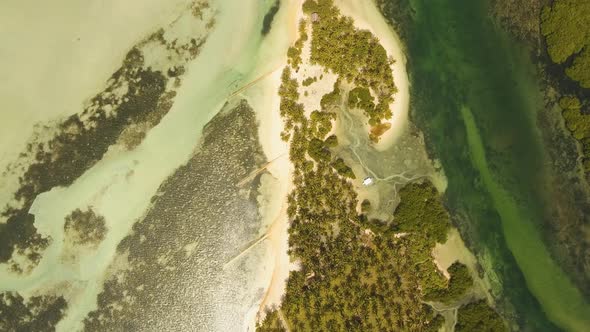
362;177;374;186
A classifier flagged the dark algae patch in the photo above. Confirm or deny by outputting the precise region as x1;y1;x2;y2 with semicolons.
261;0;281;36
0;17;211;272
378;0;590;330
63;208;107;246
0;50;168;269
0;292;67;332
83;100;266;331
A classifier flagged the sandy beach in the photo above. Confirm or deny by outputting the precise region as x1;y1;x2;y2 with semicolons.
336;0;410;151
250;68;295;317
241;1;303;329
432;228;493;302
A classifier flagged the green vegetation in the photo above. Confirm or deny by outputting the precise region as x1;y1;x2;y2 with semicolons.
308;138;331;162
262;84;486;329
347;87;393;127
278;65;351;175
259;2;501;331
302;76;318;87
446;262;473;297
566;49;590;88
561;96;589;140
332;158;355;179
393;182;449;244
456;300;506;332
256;309;286;332
303;0;396;140
348;87;374;111
324;134;338;147
263;46;462;329
287;20;308;70
361;199;371;213
263;78;498;328
426;261;473;303
320;79;341;110
542;1;590;178
391;183;476;303
260;178;449;330
560;95;590;172
424;314;444;332
259;161;485;331
541;0;590;88
559;95;582;111
310;110;335;139
278;67;305;142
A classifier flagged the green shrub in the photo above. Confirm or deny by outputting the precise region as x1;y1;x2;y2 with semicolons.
456;300;506;332
562;107;590;140
426;261;473;303
332;157;355;179
302;77;317;87
541;0;590;87
320;80;341;110
361;199;371;212
348;87;376;119
308;138;331;162
559;95;582;110
324;134;338;147
393;182;450;244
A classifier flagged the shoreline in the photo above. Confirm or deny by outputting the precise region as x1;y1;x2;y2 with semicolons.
245;68;294;331
243;1;304;330
246;0;411;329
432;228;494;303
335;0;410;151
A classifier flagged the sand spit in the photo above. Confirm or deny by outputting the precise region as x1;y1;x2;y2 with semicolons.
241;1;305;329
335;0;410;151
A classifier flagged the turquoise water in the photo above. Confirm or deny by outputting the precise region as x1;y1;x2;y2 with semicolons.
390;0;590;330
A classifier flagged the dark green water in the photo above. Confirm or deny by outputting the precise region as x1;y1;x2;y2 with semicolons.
387;0;590;330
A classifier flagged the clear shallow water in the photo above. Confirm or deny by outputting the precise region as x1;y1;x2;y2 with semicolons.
391;0;590;330
0;0;287;330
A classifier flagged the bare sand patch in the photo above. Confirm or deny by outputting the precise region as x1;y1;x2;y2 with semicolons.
433;228;493;301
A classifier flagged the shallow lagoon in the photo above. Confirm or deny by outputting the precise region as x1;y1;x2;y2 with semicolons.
0;0;290;330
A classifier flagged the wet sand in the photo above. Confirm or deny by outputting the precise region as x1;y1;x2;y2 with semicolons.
241;1;303;328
